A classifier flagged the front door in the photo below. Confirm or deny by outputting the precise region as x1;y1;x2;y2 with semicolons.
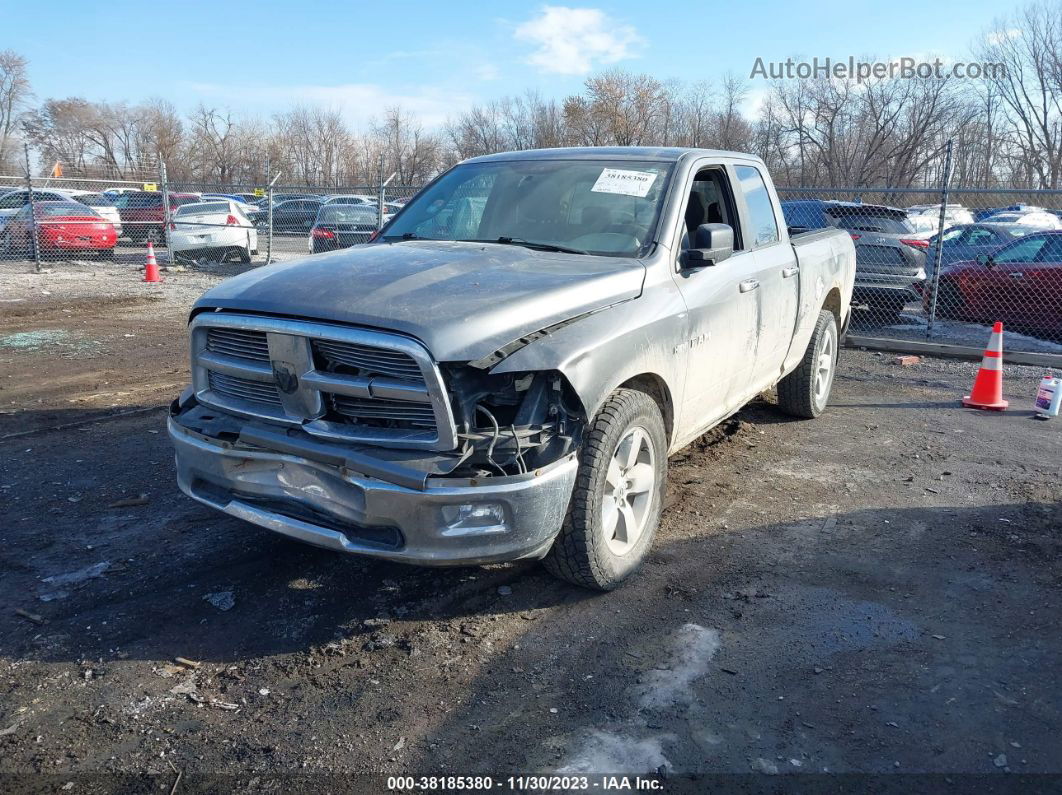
671;166;762;435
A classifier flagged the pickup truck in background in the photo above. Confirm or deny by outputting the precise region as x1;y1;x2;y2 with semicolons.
169;147;856;590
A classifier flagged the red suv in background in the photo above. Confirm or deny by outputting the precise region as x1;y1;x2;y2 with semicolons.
115;191;200;243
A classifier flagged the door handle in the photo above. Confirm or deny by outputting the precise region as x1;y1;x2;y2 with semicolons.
739;279;760;293
1008;272;1024;279
782;267;799;278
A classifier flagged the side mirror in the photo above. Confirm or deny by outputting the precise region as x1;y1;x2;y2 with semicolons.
686;223;734;266
976;253;994;267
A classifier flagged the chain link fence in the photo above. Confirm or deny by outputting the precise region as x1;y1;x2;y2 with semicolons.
3;158;1060;362
0;159;420;272
776;186;1062;358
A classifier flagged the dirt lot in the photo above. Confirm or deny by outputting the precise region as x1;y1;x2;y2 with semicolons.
1;260;1060;790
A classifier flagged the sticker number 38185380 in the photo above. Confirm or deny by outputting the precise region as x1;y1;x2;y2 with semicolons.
590;168;658;198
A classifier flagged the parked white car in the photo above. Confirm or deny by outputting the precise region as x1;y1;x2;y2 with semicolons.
169;201;258;263
907;203;975;228
981;210;1062;229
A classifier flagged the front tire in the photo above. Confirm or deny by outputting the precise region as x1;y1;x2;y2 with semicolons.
543;389;667;591
777;310;838;419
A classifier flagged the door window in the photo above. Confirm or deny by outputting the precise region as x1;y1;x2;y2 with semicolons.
680;168;741;250
994;235;1048;264
734;165;778;247
1036;236;1062;263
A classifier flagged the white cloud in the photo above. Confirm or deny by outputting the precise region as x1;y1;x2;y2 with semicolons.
986;28;1021;46
514;6;643;75
181;81;476;129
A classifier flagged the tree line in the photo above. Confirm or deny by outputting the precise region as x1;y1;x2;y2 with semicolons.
0;1;1059;190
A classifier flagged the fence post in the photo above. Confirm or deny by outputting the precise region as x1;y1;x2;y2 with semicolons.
23;143;41;273
926;139;954;337
265;167;280;264
376;158;386;231
160;159;172;265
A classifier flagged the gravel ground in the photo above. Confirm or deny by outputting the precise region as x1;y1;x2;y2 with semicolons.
0;261;1060;791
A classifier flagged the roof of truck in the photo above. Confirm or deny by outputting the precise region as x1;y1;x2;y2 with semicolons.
463;146;763;164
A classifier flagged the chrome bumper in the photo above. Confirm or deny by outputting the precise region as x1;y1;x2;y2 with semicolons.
168;416;578;566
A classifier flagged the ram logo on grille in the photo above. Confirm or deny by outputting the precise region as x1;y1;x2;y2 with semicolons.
271;362;300;394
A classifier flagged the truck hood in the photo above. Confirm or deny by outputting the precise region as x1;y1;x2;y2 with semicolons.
193;240;646;362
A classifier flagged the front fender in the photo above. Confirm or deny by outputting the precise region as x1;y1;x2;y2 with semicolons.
490;275;687;441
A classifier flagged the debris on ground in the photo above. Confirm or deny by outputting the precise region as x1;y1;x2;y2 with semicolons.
14;608;44;625
108;494;150;508
41;561;111;587
203;591;235;611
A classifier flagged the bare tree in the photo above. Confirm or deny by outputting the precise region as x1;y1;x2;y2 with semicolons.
977;3;1062;187
0;50;31;170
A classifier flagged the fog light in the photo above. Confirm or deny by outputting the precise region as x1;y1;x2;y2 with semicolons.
440;502;507;536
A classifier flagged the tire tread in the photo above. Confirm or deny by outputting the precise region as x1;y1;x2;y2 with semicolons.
543;389;663;590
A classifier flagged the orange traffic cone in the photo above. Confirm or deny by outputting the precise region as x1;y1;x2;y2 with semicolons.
144;241;161;283
962;321;1008;411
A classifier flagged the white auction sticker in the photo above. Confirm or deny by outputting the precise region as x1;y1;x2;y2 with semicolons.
590;168;658;198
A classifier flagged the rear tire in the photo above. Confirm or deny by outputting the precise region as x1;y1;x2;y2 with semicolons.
777;310;838;419
238;246;251;264
543;389;667;591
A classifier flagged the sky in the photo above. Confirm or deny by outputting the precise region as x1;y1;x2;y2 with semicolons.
4;0;1012;128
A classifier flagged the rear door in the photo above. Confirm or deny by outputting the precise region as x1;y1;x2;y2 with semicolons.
732;163;800;389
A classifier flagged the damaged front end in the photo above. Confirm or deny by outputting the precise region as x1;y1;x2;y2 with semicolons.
168;324;585;566
445;366;585;478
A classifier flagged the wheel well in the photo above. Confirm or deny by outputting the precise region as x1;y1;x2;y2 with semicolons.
823;287;842;324
617;374;674;443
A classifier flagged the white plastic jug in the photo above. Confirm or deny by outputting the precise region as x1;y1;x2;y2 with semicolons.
1034;371;1061;419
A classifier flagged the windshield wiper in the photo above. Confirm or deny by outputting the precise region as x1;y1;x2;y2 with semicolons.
382;231;429;241
469;237;589;255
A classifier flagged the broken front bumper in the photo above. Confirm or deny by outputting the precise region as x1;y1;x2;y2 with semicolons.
168;410;578;566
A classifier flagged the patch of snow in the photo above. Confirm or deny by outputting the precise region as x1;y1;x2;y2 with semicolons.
557;731;671;776
636;624;721;710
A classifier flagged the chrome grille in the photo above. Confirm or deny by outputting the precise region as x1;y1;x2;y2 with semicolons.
191;314;457;451
330;395;437;428
207;328;270;362
208;371;282;407
313;339;423;381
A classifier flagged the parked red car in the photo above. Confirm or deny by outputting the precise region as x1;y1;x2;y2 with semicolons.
0;201;117;258
927;230;1062;336
114;191;200;243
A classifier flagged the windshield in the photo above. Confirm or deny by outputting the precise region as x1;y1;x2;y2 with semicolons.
826;209;915;234
317;205;378;224
76;193;115;207
382;159;673;257
176;202;230;216
36;202;101;218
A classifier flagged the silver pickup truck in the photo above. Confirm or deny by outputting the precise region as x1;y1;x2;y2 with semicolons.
169;147;855;590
